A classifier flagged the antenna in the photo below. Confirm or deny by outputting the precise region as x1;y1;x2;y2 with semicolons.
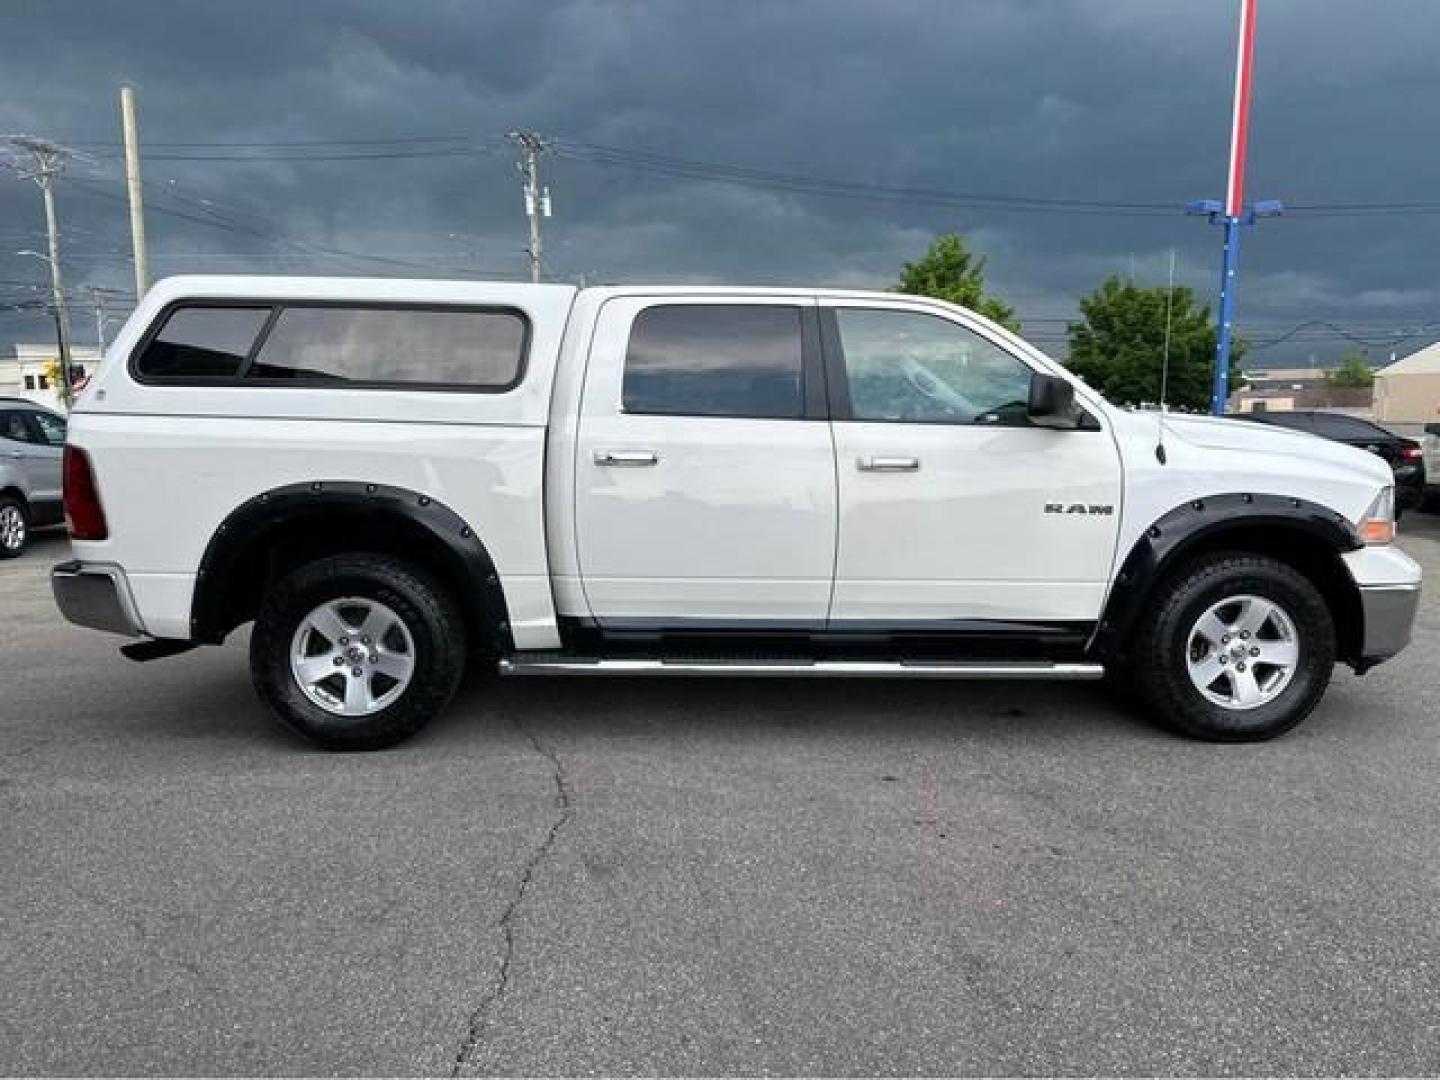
1156;248;1177;465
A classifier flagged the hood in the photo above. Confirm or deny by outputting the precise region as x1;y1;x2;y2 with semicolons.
1159;413;1393;486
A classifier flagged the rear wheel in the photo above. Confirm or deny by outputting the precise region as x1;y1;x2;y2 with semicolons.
1132;552;1335;742
0;495;27;559
250;553;466;750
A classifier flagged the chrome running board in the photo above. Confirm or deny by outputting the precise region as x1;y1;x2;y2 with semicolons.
499;657;1104;680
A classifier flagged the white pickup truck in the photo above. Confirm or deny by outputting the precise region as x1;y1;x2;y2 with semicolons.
53;276;1420;749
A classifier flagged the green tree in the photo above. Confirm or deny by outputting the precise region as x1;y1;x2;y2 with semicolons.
1065;275;1243;412
897;232;1018;330
1326;352;1374;389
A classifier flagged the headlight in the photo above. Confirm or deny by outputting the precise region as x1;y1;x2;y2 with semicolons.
1359;487;1396;545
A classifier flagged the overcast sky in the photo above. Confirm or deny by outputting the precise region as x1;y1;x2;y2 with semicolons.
2;0;1438;364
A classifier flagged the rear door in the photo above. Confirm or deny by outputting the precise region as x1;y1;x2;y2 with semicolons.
821;300;1122;627
574;296;837;626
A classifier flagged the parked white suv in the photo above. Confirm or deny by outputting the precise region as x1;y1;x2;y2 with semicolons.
53;276;1421;748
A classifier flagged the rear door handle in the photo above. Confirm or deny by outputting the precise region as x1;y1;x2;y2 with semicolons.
857;455;920;472
594;449;659;467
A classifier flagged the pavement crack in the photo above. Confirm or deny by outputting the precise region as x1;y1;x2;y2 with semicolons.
450;719;573;1076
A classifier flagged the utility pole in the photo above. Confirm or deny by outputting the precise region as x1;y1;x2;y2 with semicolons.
120;85;149;299
6;137;75;408
509;131;551;282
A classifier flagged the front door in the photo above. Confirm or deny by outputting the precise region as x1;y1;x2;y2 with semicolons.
823;302;1122;629
574;297;837;626
1;408;62;508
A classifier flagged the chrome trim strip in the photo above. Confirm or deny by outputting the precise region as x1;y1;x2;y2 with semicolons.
500;657;1105;680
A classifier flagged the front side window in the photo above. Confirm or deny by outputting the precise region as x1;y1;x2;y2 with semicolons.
136;306;272;379
0;411;32;444
835;308;1034;425
247;306;526;388
623;304;804;418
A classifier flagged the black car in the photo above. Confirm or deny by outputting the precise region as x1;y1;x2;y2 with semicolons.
1238;410;1426;510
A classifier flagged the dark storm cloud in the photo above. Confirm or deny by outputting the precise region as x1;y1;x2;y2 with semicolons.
2;0;1438;362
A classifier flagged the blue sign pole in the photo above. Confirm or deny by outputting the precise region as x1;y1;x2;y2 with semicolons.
1211;214;1243;415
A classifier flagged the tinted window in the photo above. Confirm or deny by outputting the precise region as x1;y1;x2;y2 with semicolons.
0;411;34;444
1248;412;1311;431
30;411;65;446
1309;414;1389;440
623;305;804;418
247;306;526;388
836;308;1034;424
137;306;271;379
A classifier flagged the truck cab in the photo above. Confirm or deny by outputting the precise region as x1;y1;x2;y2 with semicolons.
53;276;1421;749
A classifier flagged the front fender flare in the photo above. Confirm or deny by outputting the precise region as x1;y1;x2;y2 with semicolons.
1089;492;1361;660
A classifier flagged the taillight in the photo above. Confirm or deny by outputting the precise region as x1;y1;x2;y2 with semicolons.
1402;446;1424;460
63;445;108;541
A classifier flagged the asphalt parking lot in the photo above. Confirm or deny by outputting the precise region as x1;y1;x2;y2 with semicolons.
3;522;1439;1076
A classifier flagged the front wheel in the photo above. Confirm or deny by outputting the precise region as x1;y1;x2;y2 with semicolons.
250;554;467;750
1132;552;1336;742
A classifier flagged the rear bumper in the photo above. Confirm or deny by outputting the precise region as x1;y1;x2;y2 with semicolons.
51;560;145;637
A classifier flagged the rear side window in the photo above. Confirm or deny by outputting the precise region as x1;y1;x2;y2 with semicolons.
135;306;271;379
133;303;528;389
1309;414;1388;440
247;307;526;388
623;304;804;418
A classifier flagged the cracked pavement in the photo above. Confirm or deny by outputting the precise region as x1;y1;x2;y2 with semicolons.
4;522;1440;1075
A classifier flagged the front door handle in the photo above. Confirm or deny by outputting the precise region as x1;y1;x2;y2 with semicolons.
594;449;659;467
857;455;920;472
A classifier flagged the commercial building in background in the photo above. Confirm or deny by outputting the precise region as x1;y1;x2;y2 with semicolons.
0;343;101;411
1374;341;1440;425
1229;366;1373;414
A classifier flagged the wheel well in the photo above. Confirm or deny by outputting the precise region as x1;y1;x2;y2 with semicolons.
1138;525;1362;662
194;489;510;652
0;485;27;509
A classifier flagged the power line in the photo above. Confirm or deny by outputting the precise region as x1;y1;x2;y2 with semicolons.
60;175;528;278
40;129;1440;218
68;134;471;149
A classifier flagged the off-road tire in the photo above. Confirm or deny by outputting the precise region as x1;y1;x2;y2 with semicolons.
250;553;467;750
1132;551;1335;742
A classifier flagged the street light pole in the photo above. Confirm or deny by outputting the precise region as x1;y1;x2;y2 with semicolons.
6;137;76;409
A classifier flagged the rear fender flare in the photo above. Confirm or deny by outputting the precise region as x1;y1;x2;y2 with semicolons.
191;481;511;648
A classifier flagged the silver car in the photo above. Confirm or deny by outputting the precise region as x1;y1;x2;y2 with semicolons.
0;397;66;557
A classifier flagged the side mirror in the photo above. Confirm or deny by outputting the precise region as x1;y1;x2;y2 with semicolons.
1028;373;1082;429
